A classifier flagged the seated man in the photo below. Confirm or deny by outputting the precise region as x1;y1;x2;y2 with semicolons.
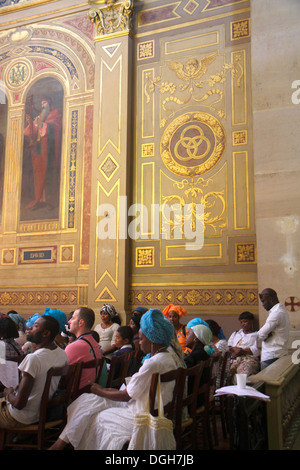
65;307;106;390
0;315;68;429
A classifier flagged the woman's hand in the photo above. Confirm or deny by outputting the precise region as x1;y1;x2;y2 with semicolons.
231;347;243;358
90;382;103;396
89;382;131;402
3;386;14;397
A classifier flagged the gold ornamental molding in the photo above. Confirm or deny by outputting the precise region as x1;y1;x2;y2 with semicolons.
88;0;134;39
128;286;258;308
160;111;226;177
0;288;78;307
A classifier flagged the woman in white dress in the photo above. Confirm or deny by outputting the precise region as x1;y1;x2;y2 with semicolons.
227;311;260;380
49;308;178;450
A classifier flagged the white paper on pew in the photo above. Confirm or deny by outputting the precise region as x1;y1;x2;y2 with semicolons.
0;360;19;388
215;385;270;402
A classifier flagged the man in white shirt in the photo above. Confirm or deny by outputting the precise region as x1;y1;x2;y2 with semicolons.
0;315;68;428
258;288;290;369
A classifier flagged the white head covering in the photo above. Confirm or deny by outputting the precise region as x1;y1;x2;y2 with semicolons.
191;324;215;355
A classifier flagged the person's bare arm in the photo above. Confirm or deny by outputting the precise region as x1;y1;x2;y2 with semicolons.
101;345;118;355
90;383;131;402
4;372;34;410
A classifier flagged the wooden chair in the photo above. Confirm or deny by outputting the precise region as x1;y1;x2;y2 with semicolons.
173;362;205;450
209;354;222;445
122;367;183;450
195;357;217;449
130;347;145;375
106;351;134;389
215;350;230;439
0;362;80;450
149;367;184;421
73;357;105;398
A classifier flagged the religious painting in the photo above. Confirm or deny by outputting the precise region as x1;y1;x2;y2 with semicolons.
20;77;63;221
0;95;7;222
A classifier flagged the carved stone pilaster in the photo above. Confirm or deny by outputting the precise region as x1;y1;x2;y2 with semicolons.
87;0;134;318
88;0;134;38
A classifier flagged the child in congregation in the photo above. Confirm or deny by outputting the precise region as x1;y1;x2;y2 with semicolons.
111;325;135;379
112;326;134;357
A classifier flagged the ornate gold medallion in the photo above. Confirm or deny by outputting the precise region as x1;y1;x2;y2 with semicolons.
160;111;225;177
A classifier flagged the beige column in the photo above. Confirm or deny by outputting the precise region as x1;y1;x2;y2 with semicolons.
2;105;23;236
251;0;300;339
88;0;134;322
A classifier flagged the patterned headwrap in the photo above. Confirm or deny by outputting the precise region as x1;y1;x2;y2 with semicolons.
163;304;187;318
191;324;215;355
101;304;117;319
8;313;27;332
43;308;67;333
140;308;174;348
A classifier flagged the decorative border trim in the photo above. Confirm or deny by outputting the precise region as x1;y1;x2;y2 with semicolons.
129;287;258;307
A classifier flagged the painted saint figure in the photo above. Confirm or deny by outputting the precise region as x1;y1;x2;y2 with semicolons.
23;96;62;211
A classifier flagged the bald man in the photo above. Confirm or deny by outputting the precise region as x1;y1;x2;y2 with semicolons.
258;288;290;369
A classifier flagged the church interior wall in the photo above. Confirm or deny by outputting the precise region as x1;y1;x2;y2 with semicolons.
129;0;257;330
251;0;300;342
0;0;297;337
0;0;94;318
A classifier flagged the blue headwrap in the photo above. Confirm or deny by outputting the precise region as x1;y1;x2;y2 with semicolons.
218;329;226;340
186;318;209;329
26;313;41;328
132;306;148;315
43;308;67;333
140;308;174;348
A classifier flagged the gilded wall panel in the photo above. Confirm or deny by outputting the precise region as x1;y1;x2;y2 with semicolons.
94;179;120;290
233;150;249;230
131;0;256;314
